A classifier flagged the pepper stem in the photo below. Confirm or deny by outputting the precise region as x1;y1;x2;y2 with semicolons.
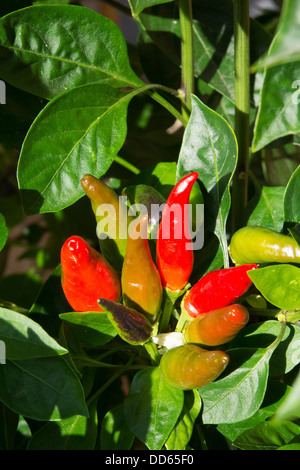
159;285;190;333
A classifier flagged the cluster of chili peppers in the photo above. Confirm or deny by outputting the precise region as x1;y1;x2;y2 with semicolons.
60;172;300;391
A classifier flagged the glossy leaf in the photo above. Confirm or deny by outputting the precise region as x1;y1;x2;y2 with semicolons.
230;321;300;378
177;95;237;266
199;344;279;424
27;400;98;450
165;390;201;450
0;5;143;99
284;165;300;223
252;60;300;152
252;0;300;70
17;84;135;215
124;366;184;450
59;311;117;347
0;356;88;420
0;307;67;360
274;371;300;422
246;185;285;232
248;265;300;310
218;381;291;442
100;404;135;450
233;421;300;451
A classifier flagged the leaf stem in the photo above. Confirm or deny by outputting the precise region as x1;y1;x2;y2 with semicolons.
231;0;250;232
179;0;194;121
114;155;140;174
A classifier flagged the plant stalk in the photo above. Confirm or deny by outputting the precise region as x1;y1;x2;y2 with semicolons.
179;0;194;121
231;0;250;232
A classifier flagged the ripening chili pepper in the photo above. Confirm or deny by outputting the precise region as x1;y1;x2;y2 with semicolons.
61;236;121;312
229;226;300;265
160;344;229;390
182;264;257;318
156;172;199;292
121;214;162;322
98;298;152;345
81;174;135;270
183;304;249;346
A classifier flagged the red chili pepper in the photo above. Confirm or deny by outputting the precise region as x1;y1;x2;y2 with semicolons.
61;236;121;312
183;304;249;346
182;264;258;318
156;172;199;292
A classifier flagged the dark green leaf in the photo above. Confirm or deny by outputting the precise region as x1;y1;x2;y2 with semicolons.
0;5;142;99
233;421;300;451
252;0;300;70
17;84;135;214
0;356;88;420
27;399;98;449
124;366;184;450
100;404;135;450
0;307;67;360
59;311;117;347
199;346;277;424
252;61;300;152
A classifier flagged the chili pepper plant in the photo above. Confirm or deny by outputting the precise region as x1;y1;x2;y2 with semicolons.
0;0;300;451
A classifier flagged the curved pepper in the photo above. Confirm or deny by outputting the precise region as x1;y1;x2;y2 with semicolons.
121;214;162;322
182;264;257;318
81;174;134;271
61;236;121;312
160;344;229;390
98;298;152;345
229;226;300;265
183;304;249;346
156;172;199;292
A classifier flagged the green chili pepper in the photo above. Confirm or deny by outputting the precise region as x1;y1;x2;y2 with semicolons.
98;298;153;345
229;226;300;265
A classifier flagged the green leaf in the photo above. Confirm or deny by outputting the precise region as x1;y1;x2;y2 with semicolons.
59;311;117;347
233;421;300;451
199;343;281;424
230;321;300;378
274;371;300;422
17;84;135;215
177;95;237;266
100;404;135;450
0;307;67;360
248;265;300;310
252;0;300;71
124;366;184;450
0;213;8;252
252;60;300;152
165;390;201;450
0;5;142;99
218;380;291;442
27;399;98;449
284;165;300;223
129;0;174;17
246;185;285;232
0;356;88;420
